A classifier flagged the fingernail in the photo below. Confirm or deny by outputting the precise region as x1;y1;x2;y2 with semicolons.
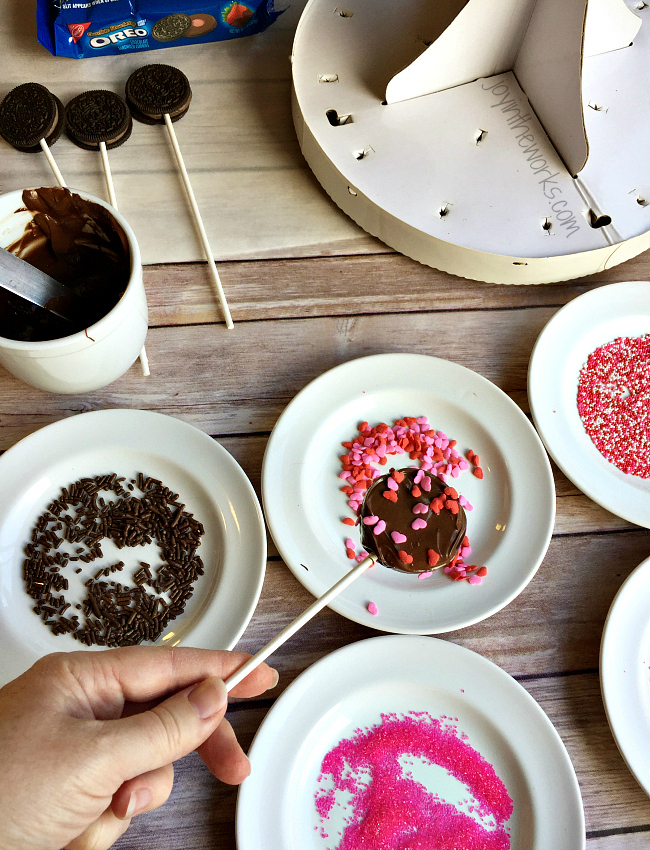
270;668;280;689
125;787;151;819
188;676;227;719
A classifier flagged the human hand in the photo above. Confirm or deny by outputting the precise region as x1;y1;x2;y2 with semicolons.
0;646;278;850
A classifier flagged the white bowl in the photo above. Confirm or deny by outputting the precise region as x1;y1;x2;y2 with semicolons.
0;187;148;393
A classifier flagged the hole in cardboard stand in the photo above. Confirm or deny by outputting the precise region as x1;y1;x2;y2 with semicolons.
318;73;339;83
438;203;451;218
353;146;373;160
475;129;487;144
542;218;552;232
588;209;612;228
334;7;354;16
326;109;353;126
347;186;357;196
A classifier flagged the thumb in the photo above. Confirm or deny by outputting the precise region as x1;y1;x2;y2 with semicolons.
99;677;228;782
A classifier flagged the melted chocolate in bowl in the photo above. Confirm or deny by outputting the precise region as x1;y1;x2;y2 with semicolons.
0;187;130;342
360;468;467;574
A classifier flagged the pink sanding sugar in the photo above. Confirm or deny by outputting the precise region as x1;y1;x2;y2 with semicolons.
577;335;650;478
315;711;513;850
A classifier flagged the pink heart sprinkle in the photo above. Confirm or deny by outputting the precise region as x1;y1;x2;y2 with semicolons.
367;601;378;616
391;531;407;544
412;518;427;530
412;502;428;515
362;515;379;525
373;520;386;535
387;478;398;491
418;571;433;580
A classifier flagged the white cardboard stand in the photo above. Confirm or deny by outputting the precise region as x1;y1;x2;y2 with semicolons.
291;0;650;283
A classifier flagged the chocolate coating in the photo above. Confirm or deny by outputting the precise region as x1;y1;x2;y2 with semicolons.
65;90;132;151
361;468;466;574
151;13;191;41
1;188;130;342
0;83;65;153
125;64;192;124
186;13;218;36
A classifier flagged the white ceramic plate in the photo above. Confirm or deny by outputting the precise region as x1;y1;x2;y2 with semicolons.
601;555;650;795
528;280;650;528
0;409;266;687
262;353;555;634
237;635;585;850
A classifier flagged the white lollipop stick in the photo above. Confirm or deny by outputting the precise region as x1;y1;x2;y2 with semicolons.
224;553;377;692
39;138;66;188
98;140;150;377
99;141;117;207
163;113;234;330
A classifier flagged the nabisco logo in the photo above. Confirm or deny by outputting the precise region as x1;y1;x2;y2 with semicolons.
67;22;91;43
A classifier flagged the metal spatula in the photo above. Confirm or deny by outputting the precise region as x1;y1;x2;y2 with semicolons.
0;247;80;322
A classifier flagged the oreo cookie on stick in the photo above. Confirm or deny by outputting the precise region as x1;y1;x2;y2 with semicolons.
124;64;233;329
0;83;65;153
125;64;192;125
65;90;132;152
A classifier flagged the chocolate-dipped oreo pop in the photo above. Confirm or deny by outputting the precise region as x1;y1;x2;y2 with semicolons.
0;83;65;153
124;63;233;328
360;467;467;574
125;64;192;125
65;90;132;151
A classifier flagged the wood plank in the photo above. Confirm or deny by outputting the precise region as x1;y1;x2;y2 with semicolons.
0;309;641;536
112;673;650;849
142;250;650;325
235;530;650;679
522;674;650;834
587;835;650;849
0;306;564;449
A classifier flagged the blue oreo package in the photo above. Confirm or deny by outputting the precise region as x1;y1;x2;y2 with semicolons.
37;0;282;58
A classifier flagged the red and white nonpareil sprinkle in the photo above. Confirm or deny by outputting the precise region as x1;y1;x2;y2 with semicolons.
339;416;486;585
577;335;650;478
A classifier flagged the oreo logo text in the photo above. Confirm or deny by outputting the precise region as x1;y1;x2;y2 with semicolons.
90;27;147;47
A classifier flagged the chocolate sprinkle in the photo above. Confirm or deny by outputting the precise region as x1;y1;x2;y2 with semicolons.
23;473;205;647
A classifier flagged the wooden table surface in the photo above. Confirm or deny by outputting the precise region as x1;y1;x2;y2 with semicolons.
2;2;650;848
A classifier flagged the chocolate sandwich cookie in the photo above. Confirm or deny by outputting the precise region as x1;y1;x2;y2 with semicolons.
186;13;218;36
65;90;132;151
0;83;65;153
151;12;192;41
360;468;467;574
125;64;192;125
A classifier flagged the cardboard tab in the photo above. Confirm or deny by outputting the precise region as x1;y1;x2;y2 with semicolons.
583;0;641;57
514;0;589;176
385;0;536;105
